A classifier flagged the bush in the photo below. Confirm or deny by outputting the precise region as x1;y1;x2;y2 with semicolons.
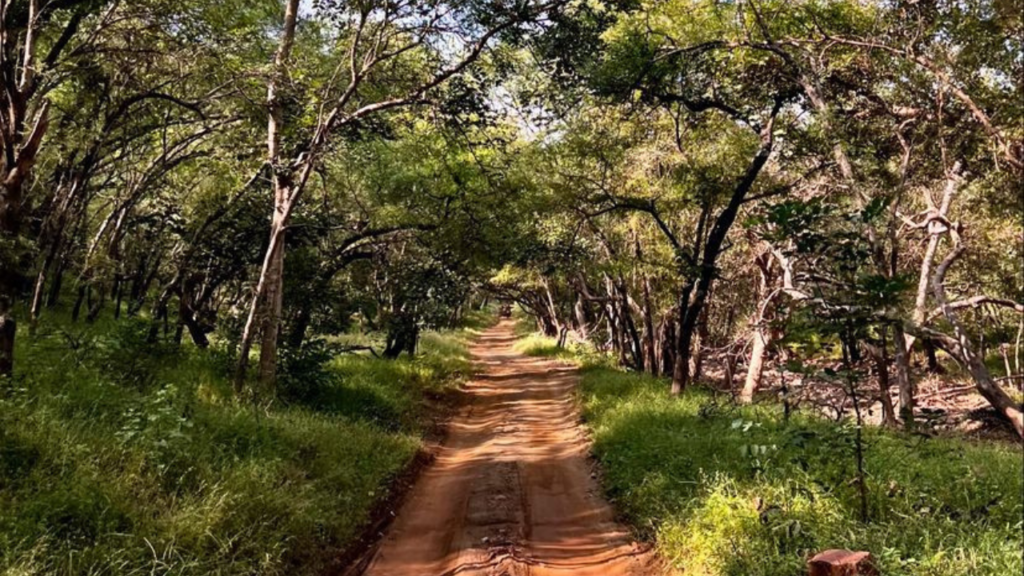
278;338;344;405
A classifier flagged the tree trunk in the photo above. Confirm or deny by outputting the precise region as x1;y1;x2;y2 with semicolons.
235;219;286;395
892;324;915;428
256;218;287;392
869;333;898;428
615;278;643;371
0;296;14;376
29;266;48;331
690;304;708;381
741;326;770;403
670;115;777;394
904;166;960;353
932;246;1023;437
922;339;944;373
234;0;301;396
659;314;676;377
641;275;657;375
1;174;26;375
0;77;50;376
287;305;312;349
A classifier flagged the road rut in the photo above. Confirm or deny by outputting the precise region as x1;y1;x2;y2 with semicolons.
353;320;659;576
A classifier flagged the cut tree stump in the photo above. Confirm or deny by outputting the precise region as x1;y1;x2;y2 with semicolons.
808;550;878;576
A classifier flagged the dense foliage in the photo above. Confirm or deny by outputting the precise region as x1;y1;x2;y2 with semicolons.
0;0;1020;574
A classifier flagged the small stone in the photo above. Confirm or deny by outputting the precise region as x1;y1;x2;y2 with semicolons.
808;550;877;576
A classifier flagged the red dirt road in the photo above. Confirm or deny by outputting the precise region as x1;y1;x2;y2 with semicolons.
353;320;660;576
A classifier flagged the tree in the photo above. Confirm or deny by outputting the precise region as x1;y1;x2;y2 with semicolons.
233;0;568;395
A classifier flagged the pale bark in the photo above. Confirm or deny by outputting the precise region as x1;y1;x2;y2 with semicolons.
257;226;286;389
892;324;915;428
905;165;960;350
234;0;300;393
741;327;770;404
931;245;1024;437
740;247;776;403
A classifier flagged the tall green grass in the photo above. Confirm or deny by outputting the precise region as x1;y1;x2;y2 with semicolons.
0;312;488;575
519;333;1024;576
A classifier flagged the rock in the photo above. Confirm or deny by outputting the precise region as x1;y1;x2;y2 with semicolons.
808;550;878;576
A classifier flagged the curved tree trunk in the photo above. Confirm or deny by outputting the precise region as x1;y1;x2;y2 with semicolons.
931;245;1023;437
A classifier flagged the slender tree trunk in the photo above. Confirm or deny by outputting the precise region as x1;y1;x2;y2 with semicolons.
615;278;643;371
29;267;48;331
869;331;898;428
256;219;286;391
659;314;676;377
1;152;37;374
741;327;770;403
573;293;589;341
690;304;708;381
234;0;301;396
0;292;14;376
904;166;960;352
541;277;562;336
236;214;288;394
641;275;657;375
47;255;66;308
0;0;50;374
671;298;693;395
71;285;86;322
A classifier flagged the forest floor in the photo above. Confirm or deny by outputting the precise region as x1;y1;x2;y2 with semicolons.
348;320;662;576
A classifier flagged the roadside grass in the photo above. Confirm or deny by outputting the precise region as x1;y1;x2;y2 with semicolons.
518;333;1024;576
0;311;490;575
512;333;575;359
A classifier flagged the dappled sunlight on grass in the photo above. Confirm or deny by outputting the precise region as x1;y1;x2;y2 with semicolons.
0;314;484;575
553;345;1024;576
513;331;615;368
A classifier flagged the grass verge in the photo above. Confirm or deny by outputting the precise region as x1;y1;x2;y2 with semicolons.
518;333;1024;576
0;312;489;575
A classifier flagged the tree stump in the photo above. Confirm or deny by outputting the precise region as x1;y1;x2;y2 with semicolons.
808;550;878;576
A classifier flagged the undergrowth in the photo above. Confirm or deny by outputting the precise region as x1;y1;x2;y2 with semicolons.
519;333;1024;576
0;310;489;575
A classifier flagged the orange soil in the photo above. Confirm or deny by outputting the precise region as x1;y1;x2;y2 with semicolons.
351;320;661;576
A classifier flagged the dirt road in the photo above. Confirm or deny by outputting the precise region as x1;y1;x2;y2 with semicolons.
352;320;659;576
